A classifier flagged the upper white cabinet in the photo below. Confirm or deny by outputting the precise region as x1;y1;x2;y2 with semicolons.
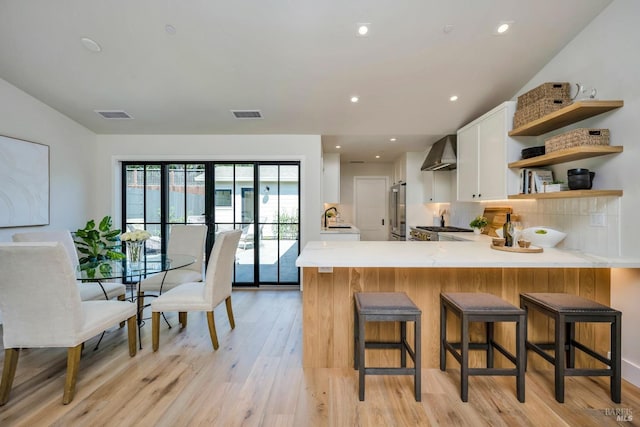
322;152;340;203
456;101;520;202
422;170;452;203
393;153;407;185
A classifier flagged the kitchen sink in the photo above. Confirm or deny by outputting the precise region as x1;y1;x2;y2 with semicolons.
328;225;351;229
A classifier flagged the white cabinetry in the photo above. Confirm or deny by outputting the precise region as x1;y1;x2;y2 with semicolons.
456;101;519;202
322;152;340;203
393;153;407;185
422;170;452;203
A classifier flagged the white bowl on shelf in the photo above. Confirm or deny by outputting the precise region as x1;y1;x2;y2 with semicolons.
522;227;567;248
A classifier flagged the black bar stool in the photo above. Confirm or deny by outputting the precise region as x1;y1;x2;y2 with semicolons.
520;292;621;403
354;292;421;401
440;292;526;402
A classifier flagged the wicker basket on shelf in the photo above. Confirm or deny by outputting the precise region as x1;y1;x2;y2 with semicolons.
544;128;610;153
513;98;570;129
517;82;571;108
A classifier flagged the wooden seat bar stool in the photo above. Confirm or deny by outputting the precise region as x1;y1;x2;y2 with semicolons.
520;292;621;403
440;292;526;402
354;292;421;401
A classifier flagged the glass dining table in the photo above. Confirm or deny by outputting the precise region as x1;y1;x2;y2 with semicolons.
76;253;195;349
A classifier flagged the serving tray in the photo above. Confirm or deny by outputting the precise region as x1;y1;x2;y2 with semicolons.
490;244;543;253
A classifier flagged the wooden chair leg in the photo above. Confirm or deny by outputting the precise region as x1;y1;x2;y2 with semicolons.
63;344;83;405
207;311;220;350
127;316;137;357
225;296;235;329
0;348;19;405
152;312;160;352
119;294;126;328
179;312;187;329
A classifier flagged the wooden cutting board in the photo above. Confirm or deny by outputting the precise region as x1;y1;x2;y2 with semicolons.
482;206;518;237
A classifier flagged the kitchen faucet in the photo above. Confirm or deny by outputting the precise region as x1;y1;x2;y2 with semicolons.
324;207;338;228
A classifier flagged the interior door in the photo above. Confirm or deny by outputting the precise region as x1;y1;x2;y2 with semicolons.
354;176;388;241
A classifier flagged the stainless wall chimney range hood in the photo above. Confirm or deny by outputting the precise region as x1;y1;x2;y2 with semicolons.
420;134;457;171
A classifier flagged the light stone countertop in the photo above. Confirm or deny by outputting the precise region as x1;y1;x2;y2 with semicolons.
296;233;640;268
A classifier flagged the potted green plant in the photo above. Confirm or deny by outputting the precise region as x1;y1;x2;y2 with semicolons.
74;215;125;269
469;215;488;234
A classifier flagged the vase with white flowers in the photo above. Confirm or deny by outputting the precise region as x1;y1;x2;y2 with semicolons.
120;229;151;264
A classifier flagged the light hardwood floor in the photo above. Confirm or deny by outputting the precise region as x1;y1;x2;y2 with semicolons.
0;290;638;426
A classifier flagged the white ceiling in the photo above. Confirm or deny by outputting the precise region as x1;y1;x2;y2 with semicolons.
0;0;612;163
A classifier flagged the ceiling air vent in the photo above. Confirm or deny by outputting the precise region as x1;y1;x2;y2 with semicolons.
350;160;365;164
231;110;263;119
95;110;133;119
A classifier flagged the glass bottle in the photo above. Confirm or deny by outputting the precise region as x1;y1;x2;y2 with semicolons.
503;213;514;247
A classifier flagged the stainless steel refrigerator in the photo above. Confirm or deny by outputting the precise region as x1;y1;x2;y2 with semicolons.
389;183;406;240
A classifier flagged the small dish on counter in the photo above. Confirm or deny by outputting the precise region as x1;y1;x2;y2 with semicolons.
518;240;531;248
492;238;506;247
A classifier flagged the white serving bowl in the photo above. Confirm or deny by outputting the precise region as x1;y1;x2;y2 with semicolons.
522;227;567;248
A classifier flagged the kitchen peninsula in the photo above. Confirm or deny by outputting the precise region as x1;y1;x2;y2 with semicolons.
296;237;640;371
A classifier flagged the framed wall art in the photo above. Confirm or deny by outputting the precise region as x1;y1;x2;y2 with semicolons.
0;135;50;227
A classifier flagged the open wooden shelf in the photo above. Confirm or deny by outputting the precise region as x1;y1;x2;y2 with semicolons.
508;190;622;200
509;100;624;136
508;146;623;168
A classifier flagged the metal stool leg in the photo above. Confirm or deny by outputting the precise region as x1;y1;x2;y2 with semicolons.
486;322;494;368
401;321;407;367
415;314;422;402
461;313;470;402
516;313;526;402
612;315;622;403
566;322;575;368
440;301;447;371
358;312;366;401
554;313;566;403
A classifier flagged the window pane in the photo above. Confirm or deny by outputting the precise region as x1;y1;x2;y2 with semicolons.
125;165;144;225
279;165;299;224
145;165;161;222
168;164;185;223
186;164;205;223
214;164;234;224
236;164;254;224
279;238;298;282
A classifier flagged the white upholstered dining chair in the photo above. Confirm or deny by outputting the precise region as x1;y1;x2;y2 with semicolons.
12;230;126;301
0;242;137;405
151;229;241;351
138;224;208;307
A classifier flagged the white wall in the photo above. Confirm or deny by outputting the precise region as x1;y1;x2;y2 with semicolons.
0;78;96;242
511;0;640;385
94;134;322;246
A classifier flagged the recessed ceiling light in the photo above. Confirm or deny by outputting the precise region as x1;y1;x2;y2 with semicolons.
494;21;514;35
357;23;370;36
375;155;381;159
450;95;458;102
80;37;102;52
165;24;176;35
350;96;359;103
336;145;341;149
390;138;397;142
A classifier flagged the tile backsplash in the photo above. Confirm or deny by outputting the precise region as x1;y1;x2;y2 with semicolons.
428;197;620;257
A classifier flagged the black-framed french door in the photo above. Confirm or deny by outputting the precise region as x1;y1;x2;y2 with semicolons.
121;161;300;287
